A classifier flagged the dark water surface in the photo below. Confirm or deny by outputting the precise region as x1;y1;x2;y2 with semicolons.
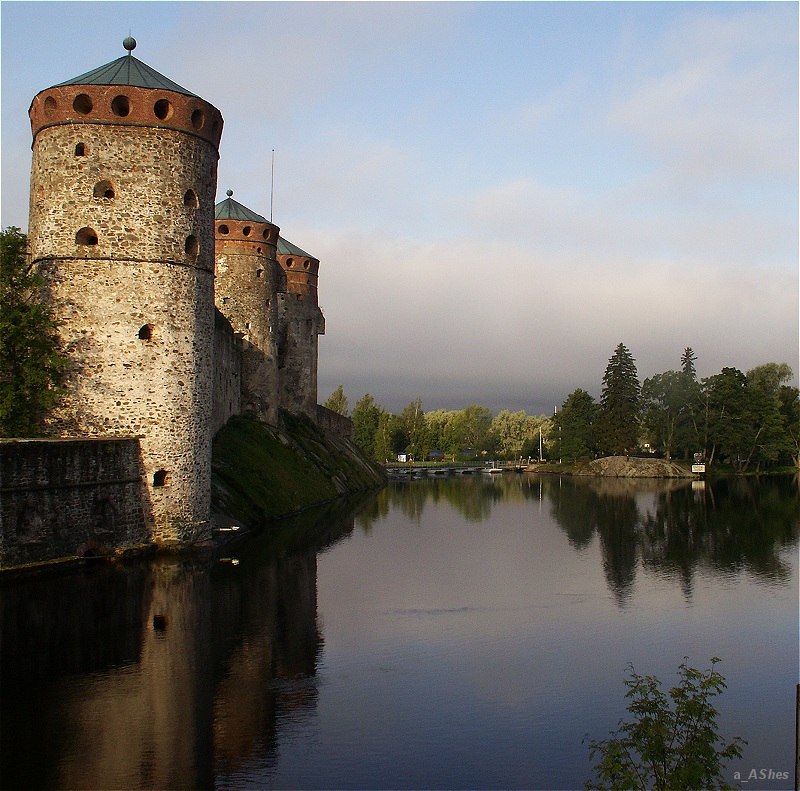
1;475;797;790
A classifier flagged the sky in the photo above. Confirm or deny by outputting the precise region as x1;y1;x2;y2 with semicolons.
2;1;797;415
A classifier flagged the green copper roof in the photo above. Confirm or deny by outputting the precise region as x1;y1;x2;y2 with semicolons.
56;53;197;97
277;237;315;259
215;194;268;223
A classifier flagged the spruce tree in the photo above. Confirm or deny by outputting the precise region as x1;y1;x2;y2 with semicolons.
680;347;697;379
598;342;641;455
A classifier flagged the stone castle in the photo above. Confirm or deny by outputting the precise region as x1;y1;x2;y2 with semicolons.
23;38;329;546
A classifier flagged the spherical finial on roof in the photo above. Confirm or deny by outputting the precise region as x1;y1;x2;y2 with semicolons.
226;189;233;197
123;36;137;52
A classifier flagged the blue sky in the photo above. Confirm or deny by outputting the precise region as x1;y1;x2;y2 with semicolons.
2;1;797;414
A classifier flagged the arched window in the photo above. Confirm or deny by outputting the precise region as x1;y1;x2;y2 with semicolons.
75;227;98;245
74;142;87;156
183;189;198;208
153;469;170;487
93;180;115;199
185;235;199;259
138;324;154;341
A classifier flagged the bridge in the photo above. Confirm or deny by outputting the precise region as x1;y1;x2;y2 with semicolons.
385;462;528;479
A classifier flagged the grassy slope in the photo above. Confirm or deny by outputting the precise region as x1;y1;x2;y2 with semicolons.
211;412;385;527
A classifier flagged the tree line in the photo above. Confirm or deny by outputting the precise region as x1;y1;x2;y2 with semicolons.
2;221;796;472
326;342;799;472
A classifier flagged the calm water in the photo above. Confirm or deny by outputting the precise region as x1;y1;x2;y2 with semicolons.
1;474;797;790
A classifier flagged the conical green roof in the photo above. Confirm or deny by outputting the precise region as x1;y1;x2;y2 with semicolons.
56;53;196;97
277;237;315;259
215;194;268;223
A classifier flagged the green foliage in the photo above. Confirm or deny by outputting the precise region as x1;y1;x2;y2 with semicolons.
0;227;65;436
586;658;745;791
323;384;349;417
680;347;697;379
400;397;427;457
597;343;641;455
351;393;384;459
490;409;543;459
641;370;700;461
554;389;597;461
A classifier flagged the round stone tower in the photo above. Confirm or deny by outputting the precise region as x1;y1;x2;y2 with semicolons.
276;237;325;418
214;191;282;424
27;39;223;544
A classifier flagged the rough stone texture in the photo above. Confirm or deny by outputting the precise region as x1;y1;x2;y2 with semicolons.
28;83;220;544
316;405;353;440
212;310;242;435
215;218;282;424
0;438;149;567
579;456;693;478
277;250;325;419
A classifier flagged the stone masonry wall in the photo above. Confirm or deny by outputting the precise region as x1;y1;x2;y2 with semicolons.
212;309;242;435
215;218;282;425
28;102;219;544
0;438;149;567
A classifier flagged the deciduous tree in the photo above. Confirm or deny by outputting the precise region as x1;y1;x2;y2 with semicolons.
351;393;383;458
323;384;349;417
0;226;65;436
586;658;745;791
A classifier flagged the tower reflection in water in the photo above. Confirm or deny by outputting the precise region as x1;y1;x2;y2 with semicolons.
0;497;362;790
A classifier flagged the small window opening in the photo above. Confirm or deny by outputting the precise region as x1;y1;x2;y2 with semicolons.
73;93;93;115
256;246;263;254
242;225;251;237
111;95;131;117
245;322;251;330
185;235;199;259
93;180;115;200
153;469;170;487
217;224;229;235
138;323;154;341
303;259;310;270
286;257;294;268
75;227;98;246
191;108;205;130
256;269;264;278
153;99;173;120
44;96;57;116
262;228;271;240
183;189;198;208
74;142;87;156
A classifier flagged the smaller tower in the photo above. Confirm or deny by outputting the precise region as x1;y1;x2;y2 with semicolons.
276;238;325;418
214;192;282;424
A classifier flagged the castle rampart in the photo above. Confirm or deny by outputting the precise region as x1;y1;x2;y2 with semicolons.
0;438;149;567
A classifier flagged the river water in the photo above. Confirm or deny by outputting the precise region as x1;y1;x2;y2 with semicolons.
1;474;797;790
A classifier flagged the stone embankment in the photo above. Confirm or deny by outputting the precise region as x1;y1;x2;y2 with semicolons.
577;456;693;478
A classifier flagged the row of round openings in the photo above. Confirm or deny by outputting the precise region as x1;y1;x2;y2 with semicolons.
74;227;199;260
217;223;273;240
43;92;210;131
285;257;312;270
